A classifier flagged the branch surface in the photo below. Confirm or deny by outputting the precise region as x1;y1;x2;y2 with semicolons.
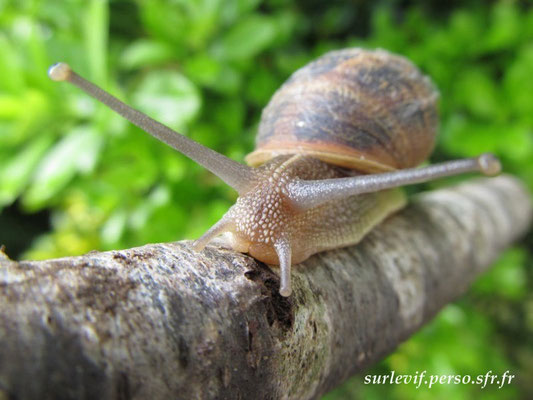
0;175;531;400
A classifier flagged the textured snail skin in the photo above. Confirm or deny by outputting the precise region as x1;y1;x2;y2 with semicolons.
221;155;406;265
246;48;439;172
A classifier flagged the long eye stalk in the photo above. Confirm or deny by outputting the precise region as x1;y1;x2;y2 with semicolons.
48;62;256;194
288;154;502;211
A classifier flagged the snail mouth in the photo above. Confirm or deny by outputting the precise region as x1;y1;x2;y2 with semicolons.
247;243;279;265
229;233;279;265
226;233;251;254
248;241;311;266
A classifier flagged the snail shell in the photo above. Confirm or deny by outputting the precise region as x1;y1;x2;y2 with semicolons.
245;48;440;172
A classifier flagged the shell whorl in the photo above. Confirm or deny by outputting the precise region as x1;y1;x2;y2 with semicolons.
245;48;439;172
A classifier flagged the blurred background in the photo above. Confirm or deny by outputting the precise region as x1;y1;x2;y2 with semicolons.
0;0;532;398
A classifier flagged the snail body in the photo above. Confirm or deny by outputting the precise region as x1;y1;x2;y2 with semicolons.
48;48;501;297
215;154;406;265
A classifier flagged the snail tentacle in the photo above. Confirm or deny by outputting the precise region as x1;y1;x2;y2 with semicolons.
274;238;292;297
48;63;256;194
287;154;501;211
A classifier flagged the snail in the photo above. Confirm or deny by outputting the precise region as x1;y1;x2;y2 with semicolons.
48;48;501;297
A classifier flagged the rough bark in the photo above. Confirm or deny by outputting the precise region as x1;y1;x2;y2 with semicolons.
0;175;531;400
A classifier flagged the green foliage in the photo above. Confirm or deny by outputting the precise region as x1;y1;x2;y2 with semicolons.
0;0;531;398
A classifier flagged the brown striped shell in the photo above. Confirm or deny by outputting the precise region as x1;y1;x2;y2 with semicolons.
245;48;439;172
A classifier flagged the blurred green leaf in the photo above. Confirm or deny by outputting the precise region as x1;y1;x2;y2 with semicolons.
497;123;533;162
183;53;222;87
207;63;243;94
452;68;500;119
0;135;53;207
441;115;499;156
0;89;50;146
245;64;279;105
219;0;262;24
504;45;533;121
100;207;127;246
472;248;527;300
84;0;108;83
212;14;277;61
483;2;520;51
447;9;484;57
212;98;245;137
23;126;103;208
120;39;175;70
0;34;25;92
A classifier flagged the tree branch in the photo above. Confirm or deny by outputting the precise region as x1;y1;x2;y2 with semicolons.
0;175;531;400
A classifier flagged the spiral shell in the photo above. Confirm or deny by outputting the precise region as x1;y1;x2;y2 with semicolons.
245;48;439;172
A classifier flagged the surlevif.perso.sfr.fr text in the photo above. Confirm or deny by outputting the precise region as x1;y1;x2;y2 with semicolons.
363;370;515;389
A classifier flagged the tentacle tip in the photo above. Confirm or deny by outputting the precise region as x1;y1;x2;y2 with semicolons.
478;153;502;176
48;62;72;81
191;240;206;253
279;286;292;297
